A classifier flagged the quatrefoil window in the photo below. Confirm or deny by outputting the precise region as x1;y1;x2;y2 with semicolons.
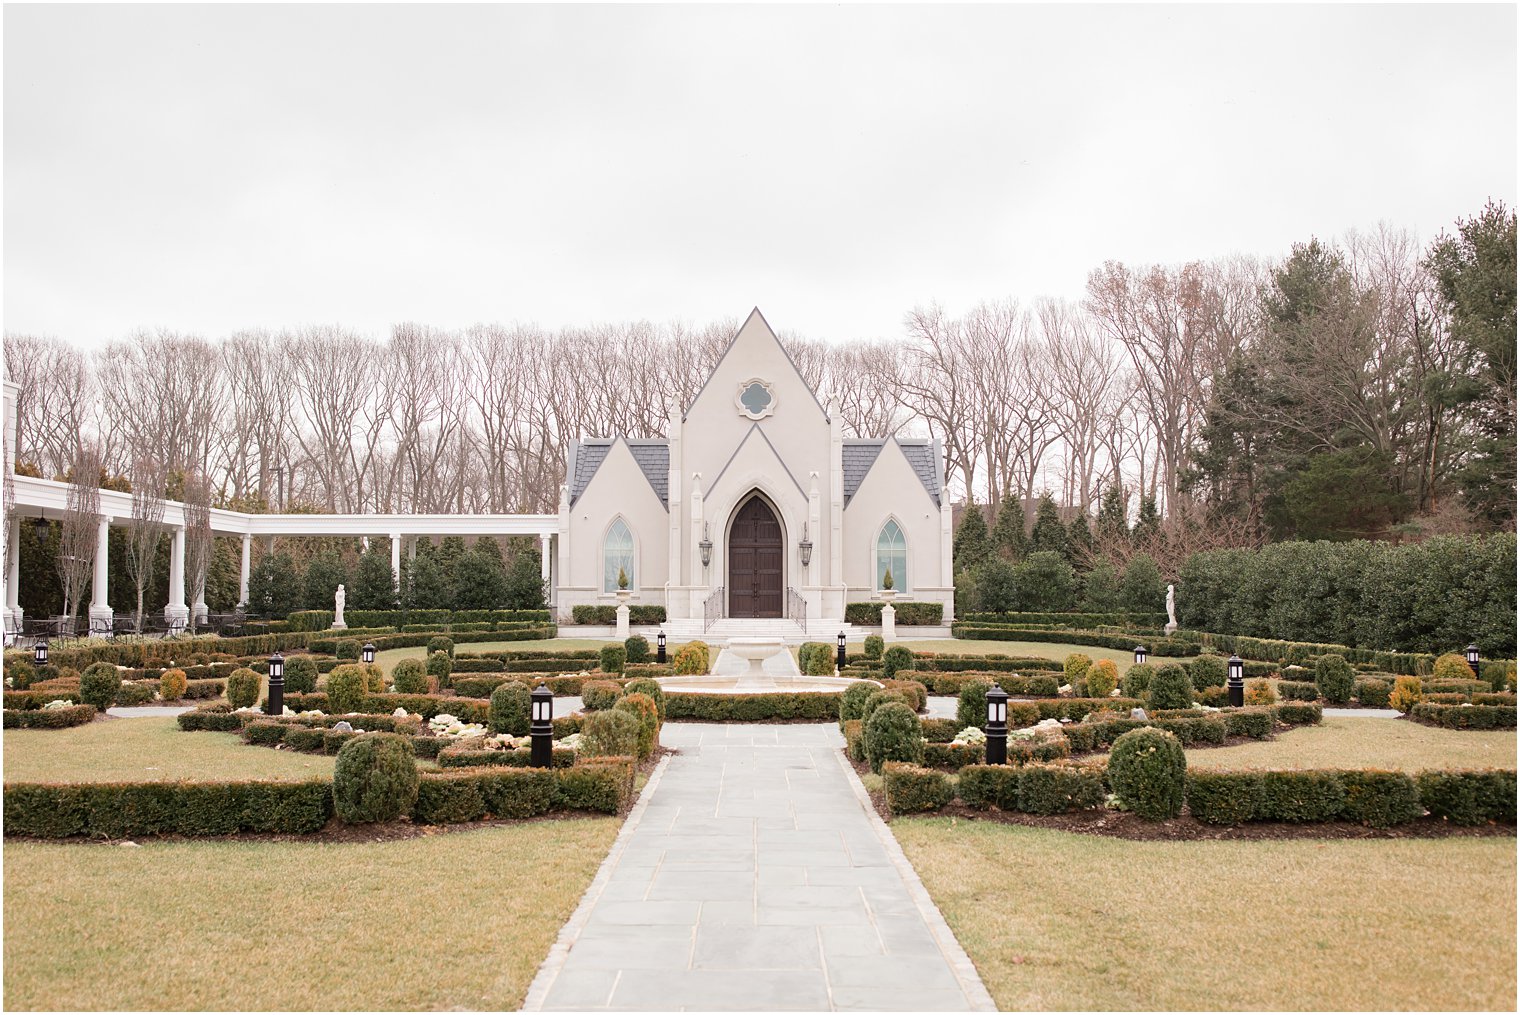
735;378;776;420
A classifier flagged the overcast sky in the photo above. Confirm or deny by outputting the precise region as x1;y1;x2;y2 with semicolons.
4;4;1515;349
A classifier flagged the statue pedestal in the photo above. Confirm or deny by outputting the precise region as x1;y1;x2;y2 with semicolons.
615;604;630;640
1164;622;1178;635
881;603;897;643
331;621;347;631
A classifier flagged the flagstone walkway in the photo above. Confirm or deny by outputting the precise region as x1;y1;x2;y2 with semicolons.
524;723;994;1012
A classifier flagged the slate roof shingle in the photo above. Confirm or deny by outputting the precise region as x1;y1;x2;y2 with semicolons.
568;439;669;508
842;438;941;506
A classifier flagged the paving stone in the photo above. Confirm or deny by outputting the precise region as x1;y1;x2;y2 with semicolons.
690;925;824;970
824;954;964;991
538;968;619;1009
608;969;830;1011
585;900;701;926
831;985;976;1011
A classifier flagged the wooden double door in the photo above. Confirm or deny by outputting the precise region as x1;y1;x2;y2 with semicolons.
728;496;783;618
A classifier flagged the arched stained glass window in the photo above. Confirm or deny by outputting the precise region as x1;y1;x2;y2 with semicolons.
603;518;635;592
876;520;906;591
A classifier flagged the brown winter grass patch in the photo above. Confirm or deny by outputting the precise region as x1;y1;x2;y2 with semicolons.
895;638;1134;671
3;818;618;1011
3;716;335;783
1183;715;1516;772
895;818;1516;1011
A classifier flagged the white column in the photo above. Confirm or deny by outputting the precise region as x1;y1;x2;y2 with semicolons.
539;533;551;586
165;525;189;626
390;533;402;589
238;533;251;608
826;396;845;619
6;515;23;632
88;517;113;632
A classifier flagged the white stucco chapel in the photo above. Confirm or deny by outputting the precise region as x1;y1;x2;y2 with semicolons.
555;309;954;635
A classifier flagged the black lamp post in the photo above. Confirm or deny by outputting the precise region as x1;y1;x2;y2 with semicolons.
836;631;847;671
1134;645;1148;666
656;631;667;664
1466;644;1481;679
33;638;48;667
1227;654;1244;708
530;684;554;768
266;652;284;716
985;683;1009;765
361;642;376;665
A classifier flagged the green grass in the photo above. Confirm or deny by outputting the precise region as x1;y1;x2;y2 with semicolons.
3;716;335;783
3;819;618;1011
895;819;1516;1011
1182;715;1517;772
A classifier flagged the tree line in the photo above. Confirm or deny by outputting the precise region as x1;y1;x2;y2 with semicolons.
5;202;1513;554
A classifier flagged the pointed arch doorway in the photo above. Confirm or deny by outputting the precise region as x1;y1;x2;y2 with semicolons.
728;494;783;618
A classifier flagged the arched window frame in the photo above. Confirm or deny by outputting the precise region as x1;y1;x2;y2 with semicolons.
602;517;637;593
875;518;907;592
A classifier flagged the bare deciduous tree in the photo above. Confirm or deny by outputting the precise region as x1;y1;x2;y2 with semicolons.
57;444;102;628
182;473;213;632
124;456;169;632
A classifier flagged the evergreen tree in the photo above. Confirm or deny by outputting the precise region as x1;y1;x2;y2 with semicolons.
1014;551;1077;611
302;551;350;611
1119;553;1165;614
1133;493;1162;544
1096;484;1129;544
1029;494;1070;560
953;502;991;575
248;552;300;619
503;543;547;609
406;549;452;611
1066;511;1094;566
972;557;1019;613
436;536;467;574
352;541;397;610
453;538;507;609
1081;560;1122;612
990;500;1028;561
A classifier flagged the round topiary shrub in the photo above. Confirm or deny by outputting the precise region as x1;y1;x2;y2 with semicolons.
582;679;623;711
672;641;710;676
1431;652;1474;682
614;692;660;759
158;667;189;701
1244;678;1278;705
79;662;122;710
426;650;452;688
8;660;36;690
363;663;387;693
581;708;640;757
862;689;909;724
1189;654;1227;689
1314;653;1355;705
224;667;260;709
881;645;913;682
489;681;532;735
1107;726;1186;820
1124;662;1155;701
624;635;649;664
599;644;627;675
1086;659;1120;698
284;655;318;694
840;680;877;723
863;635;885;660
427;635;454;659
332;732;419;824
805;645;836;677
391;657;430;695
325;663;369;713
1389;675;1423;713
335;639;360;660
623;678;665;718
863;701;923;774
1147;664;1194;711
1063;653;1093;694
956;679;992;730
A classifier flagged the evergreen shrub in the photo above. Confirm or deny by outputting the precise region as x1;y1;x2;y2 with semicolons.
582;680;623;711
79;662;121;710
863;701;922;773
489;681;532;735
332;732;419;824
224;668;260;709
391;658;431;695
624;635;649;664
1314;653;1355;704
1147;664;1194;710
1107;727;1186;819
599;644;626;675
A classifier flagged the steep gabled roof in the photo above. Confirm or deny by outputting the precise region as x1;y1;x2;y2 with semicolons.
683;307;830;423
842;437;941;507
567;438;669;508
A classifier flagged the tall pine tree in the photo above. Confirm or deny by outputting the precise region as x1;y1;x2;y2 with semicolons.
990;500;1028;561
953;502;992;576
1029;493;1070;560
1096;484;1129;544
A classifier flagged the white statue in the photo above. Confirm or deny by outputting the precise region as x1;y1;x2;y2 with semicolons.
333;584;347;630
1164;583;1178;634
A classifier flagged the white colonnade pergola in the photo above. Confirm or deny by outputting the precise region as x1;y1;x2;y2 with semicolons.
0;381;558;634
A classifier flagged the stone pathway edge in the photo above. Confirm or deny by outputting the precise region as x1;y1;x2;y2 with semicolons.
831;747;998;1013
520;753;674;1012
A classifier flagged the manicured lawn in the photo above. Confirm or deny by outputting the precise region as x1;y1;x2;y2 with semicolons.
1182;715;1517;772
3;716;334;783
375;637;611;675
895;819;1516;1011
3;819;618;1011
895;638;1133;671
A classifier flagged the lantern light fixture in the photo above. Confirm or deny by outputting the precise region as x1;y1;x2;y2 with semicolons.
1134;645;1148;665
361;643;376;665
836;631;847;670
799;523;813;569
34;638;48;667
985;683;1010;765
266;652;285;716
699;523;713;569
530;684;554;768
656;631;667;664
1227;654;1244;707
32;516;49;543
1466;644;1481;678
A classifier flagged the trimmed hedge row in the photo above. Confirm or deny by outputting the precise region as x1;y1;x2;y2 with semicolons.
4;632;315;673
1186;768;1517;827
955;762;1107;815
3;705;97;728
289;609;551;632
662;692;842;722
1409;703;1518;730
1063;715;1228;754
907;654;1064;673
920;735;1070;771
281;691;491;724
569;605;667;625
3;779;334;837
894;670;1060;697
411;757;635;821
437;746;577;768
959;611;1168;629
307;627;556;655
949;627;1200;656
844;602;945;625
